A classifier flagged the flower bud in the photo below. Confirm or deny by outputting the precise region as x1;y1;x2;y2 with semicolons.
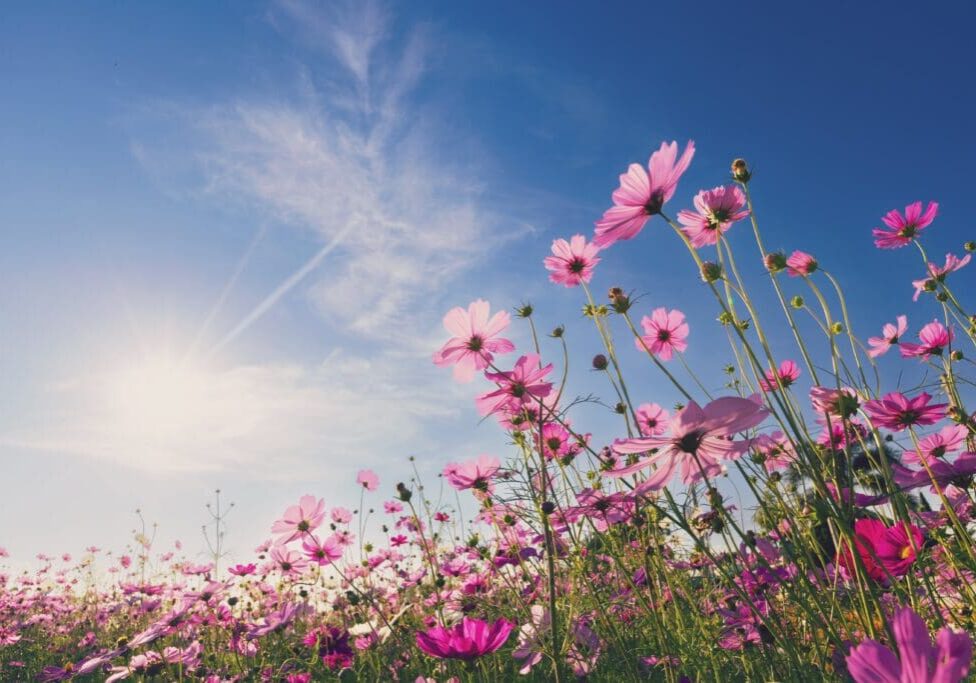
396;482;412;503
965;241;976;252
614;402;627;414
718;311;734;326
550;325;565;338
764;251;787;273
700;261;723;283
608;287;631;313
951;350;964;361
516;303;533;318
731;158;751;183
592;354;608;370
790;295;804;309
540;501;555;515
936;291;948;302
830;322;843;335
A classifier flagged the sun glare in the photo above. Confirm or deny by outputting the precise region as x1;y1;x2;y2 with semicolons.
108;355;209;440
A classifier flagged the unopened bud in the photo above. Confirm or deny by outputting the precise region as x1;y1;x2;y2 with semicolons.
516;303;533;318
830;322;843;335
965;241;976;252
790;295;804;309
540;501;555;515
396;482;412;503
936;291;948;302
608;287;631;313
951;350;964;361
700;261;723;283
592;354;608;370
731;158;751;183
550;325;565;338
614;402;627;414
764;251;787;273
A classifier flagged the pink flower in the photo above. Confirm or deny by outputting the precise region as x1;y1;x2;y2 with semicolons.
475;354;554;417
635;403;670;436
753;431;796;472
544;235;601;287
911;253;971;301
867;315;908;358
610;397;768;489
270;495;325;544
415;617;515;661
383;501;403;514
758;360;801;392
809;386;860;418
635;308;689;361
677;185;749;247
270;546;308;576
900;320;953;359
839;518;923;582
863;392;946;431
872;201;939;249
785;250;817;277
893;452;976;493
443;455;501;492
432;300;515;382
228;564;256;576
901;424;969;465
846;606;971;683
301;535;343;566
593;140;695;247
330;507;352;524
356;470;379;491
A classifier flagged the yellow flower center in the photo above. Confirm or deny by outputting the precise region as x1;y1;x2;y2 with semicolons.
899;545;913;560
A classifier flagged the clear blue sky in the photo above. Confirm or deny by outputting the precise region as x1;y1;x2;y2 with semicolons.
1;1;973;563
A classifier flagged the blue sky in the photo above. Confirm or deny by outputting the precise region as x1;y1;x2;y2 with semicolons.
1;1;973;564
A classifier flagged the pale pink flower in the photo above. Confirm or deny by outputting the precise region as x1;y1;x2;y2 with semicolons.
544;235;601;287
901;424;969;465
635;308;689;361
809;386;860;418
677;185;749;247
758;360;801;392
753;431;796;472
911;252;971;301
301;535;343;566
356;470;379;491
593;140;695;247
872;201;939;249
270;495;325;544
270;546;308;576
443;455;501;492
330;507;353;524
432;300;515;382
867;315;908;358
475;354;553;417
785;250;817;277
635;403;670;436
900;320;953;359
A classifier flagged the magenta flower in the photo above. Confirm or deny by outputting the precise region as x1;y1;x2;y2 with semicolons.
872;201;939;249
902;424;969;465
415;617;515;661
635;402;670;436
635;307;689;361
443;455;501;492
846;606;971;683
271;495;325;544
868;315;908;358
840;518;923;582
758;360;801;392
912;253;971;301
432;299;516;382
677;185;749;248
785;250;818;277
610;397;768;489
228;563;256;576
544;235;601;287
475;354;553;417
356;470;379;491
900;320;953;359
893;452;976;493
863;392;946;432
593;140;695;247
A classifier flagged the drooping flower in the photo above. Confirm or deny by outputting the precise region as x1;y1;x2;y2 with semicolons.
872;201;939;249
635;403;670;436
677;185;749;248
475;354;553;417
901;424;969;465
758;360;801;392
415;617;515;661
610;397;768;489
863;392;946;432
846;606;971;683
432;300;515;382
228;563;256;576
544;235;601;287
785;250;818;277
911;253;971;301
593;140;695;247
270;495;325;544
900;320;953;359
868;316;908;358
357;470;379;491
839;518;923;582
443;455;501;492
635;308;689;361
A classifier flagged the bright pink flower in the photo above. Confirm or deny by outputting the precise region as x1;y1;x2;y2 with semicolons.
443;455;501;492
872;201;939;249
635;308;689;361
475;354;554;417
610;397;768;489
840;518;923;582
758;360;801;392
785;250;818;277
846;606;971;683
356;470;379;491
635;403;670;436
593;140;695;247
901;424;969;465
900;320;953;359
893;452;976;493
677;185;749;248
867;315;908;358
912;252;971;301
539;422;581;461
228;564;256;576
432;300;516;382
863;392;946;432
271;495;325;544
544;235;601;287
270;546;308;576
301;535;343;566
415;617;514;661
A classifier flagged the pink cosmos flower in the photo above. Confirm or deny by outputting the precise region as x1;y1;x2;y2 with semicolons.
677;185;749;248
872;201;939;249
610;397;768;489
593;140;695;247
270;546;308;576
901;424;969;465
443;455;501;492
839;518;923;582
475;354;554;417
758;360;801;392
635;308;689;361
539;422;586;461
228;564;256;576
301;535;343;566
911;253;971;301
867;315;908;358
753;431;797;472
432;300;515;382
893;452;976;493
270;495;325;544
635;403;670;436
357;470;379;491
900;320;953;359
846;606;971;683
544;235;601;287
785;250;818;277
863;392;946;432
415;617;515;661
809;386;860;418
330;507;352;524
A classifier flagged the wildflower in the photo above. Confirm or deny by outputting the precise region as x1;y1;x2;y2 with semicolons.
357;469;379;491
271;495;325;543
764;251;787;273
228;563;256;576
635;402;670;436
544;235;601;286
911;253;971;301
330;507;353;524
443;455;501;492
415;617;514;660
872;201;939;249
304;626;355;671
846;606;971;682
840;518;923;582
752;431;797;472
867;315;908;358
246;602;304;639
610;397;768;489
635;307;689;361
863;392;946;431
432;300;515;382
900;320;953;359
893;452;976;493
475;354;553;417
809;386;860;418
270;546;308;576
758;360;801;392
593;140;695;247
301;535;343;566
785;250;817;277
901;424;969;465
677;185;749;247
